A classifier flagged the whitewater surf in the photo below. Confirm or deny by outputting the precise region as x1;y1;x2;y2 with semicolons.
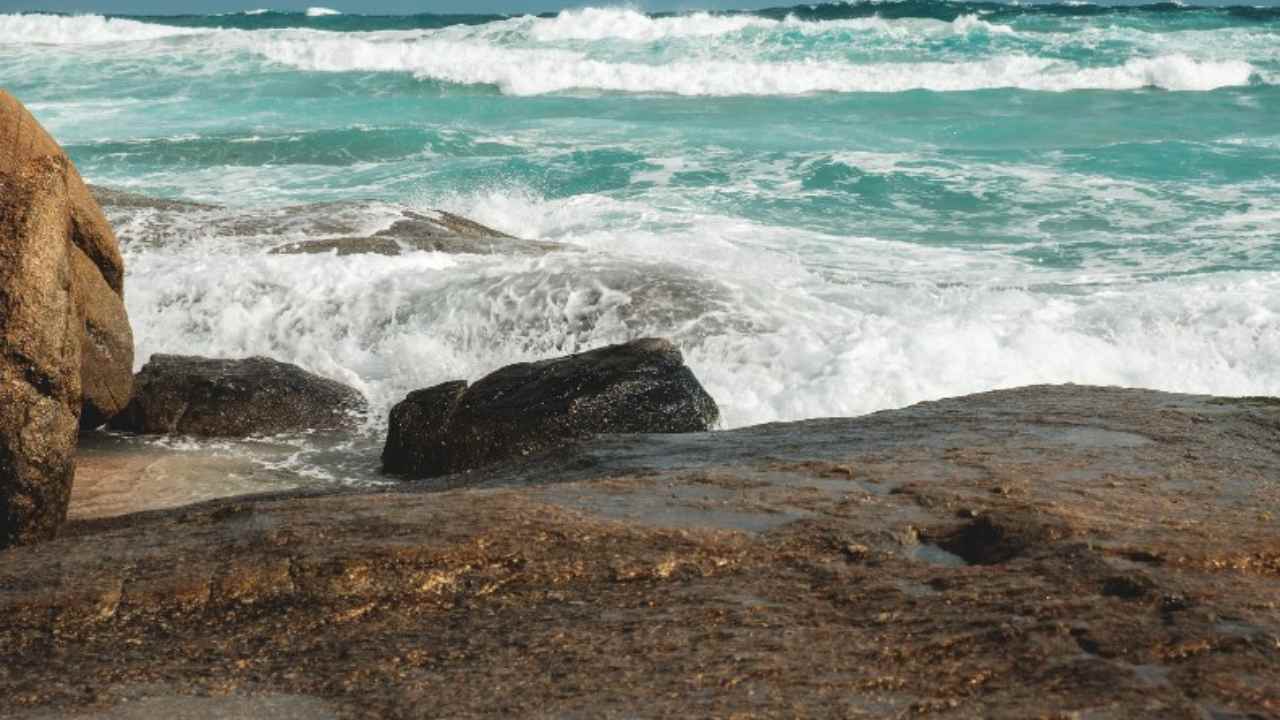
2;1;1277;483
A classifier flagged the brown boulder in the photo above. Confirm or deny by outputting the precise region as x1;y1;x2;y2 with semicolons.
71;245;134;429
0;90;132;548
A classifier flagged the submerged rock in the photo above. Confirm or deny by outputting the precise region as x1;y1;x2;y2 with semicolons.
109;355;366;437
382;338;719;479
2;385;1277;717
0;90;132;548
268;209;566;257
88;184;567;257
88;184;218;212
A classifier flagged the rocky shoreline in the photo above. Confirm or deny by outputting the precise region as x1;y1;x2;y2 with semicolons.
3;91;1278;718
3;385;1278;718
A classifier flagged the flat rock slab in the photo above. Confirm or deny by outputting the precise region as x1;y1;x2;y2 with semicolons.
2;385;1277;718
19;691;337;720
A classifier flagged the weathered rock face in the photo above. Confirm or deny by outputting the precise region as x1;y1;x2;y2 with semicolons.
2;385;1277;718
71;247;134;430
0;90;132;548
109;355;367;437
383;338;720;479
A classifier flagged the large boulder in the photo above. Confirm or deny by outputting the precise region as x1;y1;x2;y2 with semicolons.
382;338;719;479
109;355;367;437
0;90;132;548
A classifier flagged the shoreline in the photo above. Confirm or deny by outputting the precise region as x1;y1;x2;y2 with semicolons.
8;383;1278;717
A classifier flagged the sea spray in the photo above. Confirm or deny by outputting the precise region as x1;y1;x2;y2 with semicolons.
3;1;1277;483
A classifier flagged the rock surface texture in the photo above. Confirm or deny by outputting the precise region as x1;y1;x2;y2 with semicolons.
109;355;366;437
0;91;132;548
1;385;1276;718
382;338;720;479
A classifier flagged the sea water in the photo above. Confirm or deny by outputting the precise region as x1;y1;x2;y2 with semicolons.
2;2;1278;482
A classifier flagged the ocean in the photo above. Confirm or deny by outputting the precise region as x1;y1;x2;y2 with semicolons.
2;1;1278;484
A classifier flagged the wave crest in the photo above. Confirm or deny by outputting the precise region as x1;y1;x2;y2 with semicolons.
526;8;774;42
0;13;210;44
515;7;1014;43
254;35;1258;95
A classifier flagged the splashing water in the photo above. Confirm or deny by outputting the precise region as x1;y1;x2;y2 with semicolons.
2;2;1277;482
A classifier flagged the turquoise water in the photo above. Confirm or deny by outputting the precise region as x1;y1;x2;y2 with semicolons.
2;3;1278;464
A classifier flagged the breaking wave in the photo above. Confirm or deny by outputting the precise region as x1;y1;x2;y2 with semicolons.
252;36;1258;95
0;13;211;44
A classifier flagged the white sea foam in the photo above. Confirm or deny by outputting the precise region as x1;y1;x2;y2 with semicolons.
306;7;341;16
12;5;1276;473
250;33;1258;95
115;188;1280;433
525;7;774;42
0;13;211;44
509;7;1012;43
948;13;1015;35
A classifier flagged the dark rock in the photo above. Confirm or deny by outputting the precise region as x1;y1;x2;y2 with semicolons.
382;338;719;479
0;90;132;548
109;355;366;437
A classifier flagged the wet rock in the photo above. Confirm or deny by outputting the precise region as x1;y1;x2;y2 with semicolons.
109;355;366;437
88;184;567;257
382;338;719;479
0;90;132;548
3;385;1278;718
88;184;219;212
269;210;566;257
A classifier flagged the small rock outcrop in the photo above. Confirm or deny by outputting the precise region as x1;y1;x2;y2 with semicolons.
109;355;366;437
0;90;132;548
269;210;565;257
383;338;719;479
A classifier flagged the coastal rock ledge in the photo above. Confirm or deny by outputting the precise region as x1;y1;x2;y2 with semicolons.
383;338;720;479
0;91;133;549
109;354;367;437
2;385;1277;718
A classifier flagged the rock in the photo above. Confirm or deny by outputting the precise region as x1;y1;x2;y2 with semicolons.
269;210;566;257
108;355;366;437
71;247;134;429
2;385;1277;717
86;184;568;257
382;338;719;479
88;184;219;212
0;90;131;548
